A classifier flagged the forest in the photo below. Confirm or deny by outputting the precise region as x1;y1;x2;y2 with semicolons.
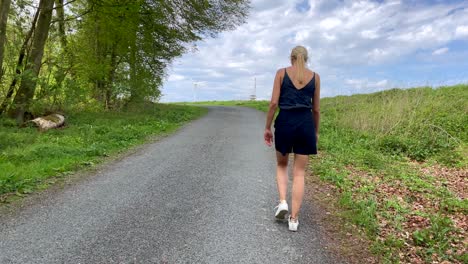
0;0;250;124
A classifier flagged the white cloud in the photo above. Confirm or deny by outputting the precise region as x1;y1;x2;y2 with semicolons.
322;32;336;41
361;30;379;39
433;47;449;55
161;0;468;102
167;74;185;81
319;17;342;30
366;48;390;63
346;78;389;91
455;25;468;38
294;30;310;43
252;39;275;54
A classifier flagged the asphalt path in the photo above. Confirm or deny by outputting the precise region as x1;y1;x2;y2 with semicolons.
0;106;346;264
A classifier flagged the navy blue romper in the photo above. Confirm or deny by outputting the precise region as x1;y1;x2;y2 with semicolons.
274;69;317;156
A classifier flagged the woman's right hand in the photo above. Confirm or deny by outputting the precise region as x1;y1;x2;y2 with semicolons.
264;129;273;146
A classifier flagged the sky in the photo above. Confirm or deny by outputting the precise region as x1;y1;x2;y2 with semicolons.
160;0;468;102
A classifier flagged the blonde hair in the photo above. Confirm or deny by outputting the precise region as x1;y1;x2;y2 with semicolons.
290;46;308;85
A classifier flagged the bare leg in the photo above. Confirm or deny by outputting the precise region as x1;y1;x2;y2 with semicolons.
276;151;289;201
291;154;308;219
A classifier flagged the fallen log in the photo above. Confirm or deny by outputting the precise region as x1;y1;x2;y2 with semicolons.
28;113;65;131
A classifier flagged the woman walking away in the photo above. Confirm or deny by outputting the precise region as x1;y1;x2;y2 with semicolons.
264;45;320;232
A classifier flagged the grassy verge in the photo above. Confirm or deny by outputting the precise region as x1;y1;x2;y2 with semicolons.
199;84;467;263
0;103;207;199
182;100;270;112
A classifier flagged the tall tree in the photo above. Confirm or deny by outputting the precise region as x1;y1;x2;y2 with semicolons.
54;0;67;49
0;5;40;115
9;0;55;124
1;0;250;119
128;0;250;103
50;0;69;106
0;0;12;82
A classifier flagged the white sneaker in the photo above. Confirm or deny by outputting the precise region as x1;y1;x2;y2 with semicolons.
274;201;288;220
288;215;299;231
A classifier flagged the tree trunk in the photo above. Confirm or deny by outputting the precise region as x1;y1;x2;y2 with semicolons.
51;0;68;101
0;0;12;82
0;4;40;115
10;0;55;125
128;40;143;103
54;0;67;49
28;113;65;131
105;46;117;109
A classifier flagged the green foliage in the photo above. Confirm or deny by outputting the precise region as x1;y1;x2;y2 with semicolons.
411;214;459;263
205;85;466;263
0;103;207;195
0;0;250;116
188;100;270;112
340;193;379;236
323;85;467;165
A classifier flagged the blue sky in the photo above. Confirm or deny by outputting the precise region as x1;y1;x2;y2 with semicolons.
160;0;468;102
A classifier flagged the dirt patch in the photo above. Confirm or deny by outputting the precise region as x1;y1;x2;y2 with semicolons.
307;159;467;264
413;162;467;200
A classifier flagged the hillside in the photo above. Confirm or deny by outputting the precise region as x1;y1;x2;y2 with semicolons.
198;84;467;263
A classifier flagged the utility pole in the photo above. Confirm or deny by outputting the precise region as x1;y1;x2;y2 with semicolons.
192;81;198;102
250;75;256;101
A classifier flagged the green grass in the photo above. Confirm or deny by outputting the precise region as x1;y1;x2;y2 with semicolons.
184;100;270;112
198;84;467;263
322;84;467;165
0;103;207;196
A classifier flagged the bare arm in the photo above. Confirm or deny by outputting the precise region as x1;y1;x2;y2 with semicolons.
264;69;282;146
265;69;282;129
312;73;320;139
